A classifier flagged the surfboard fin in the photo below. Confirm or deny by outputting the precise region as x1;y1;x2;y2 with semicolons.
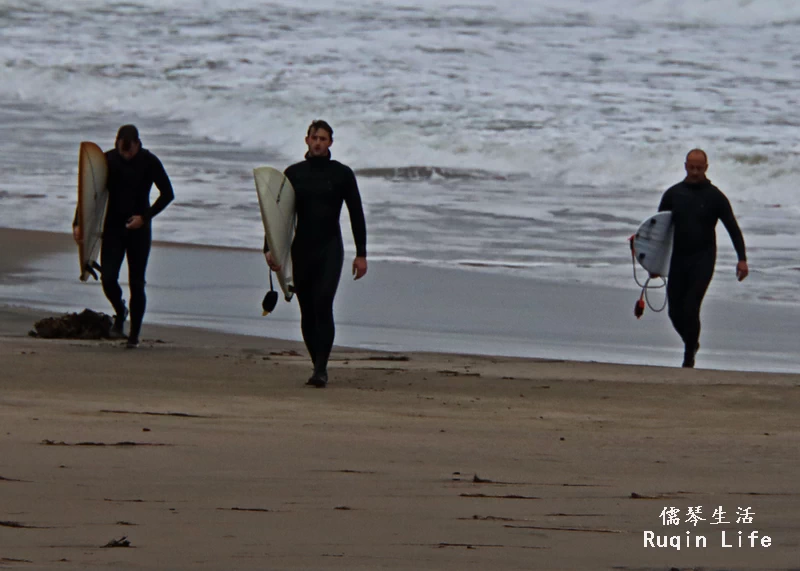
261;271;278;315
262;290;278;315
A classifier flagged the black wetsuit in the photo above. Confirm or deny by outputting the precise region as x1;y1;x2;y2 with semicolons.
264;153;367;376
100;147;174;341
658;179;746;357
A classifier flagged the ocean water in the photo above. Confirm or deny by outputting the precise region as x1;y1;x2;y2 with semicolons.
1;0;798;304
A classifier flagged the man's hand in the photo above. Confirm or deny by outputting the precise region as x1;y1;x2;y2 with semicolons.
72;225;83;244
736;260;749;282
126;215;144;230
352;256;367;280
265;251;281;272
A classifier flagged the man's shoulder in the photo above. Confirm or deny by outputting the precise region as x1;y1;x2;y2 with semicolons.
664;181;686;193
705;182;733;211
659;182;682;206
330;159;355;176
138;148;160;162
282;163;301;186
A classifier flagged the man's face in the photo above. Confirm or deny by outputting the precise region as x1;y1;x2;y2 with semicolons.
305;128;332;157
117;139;140;161
684;153;708;183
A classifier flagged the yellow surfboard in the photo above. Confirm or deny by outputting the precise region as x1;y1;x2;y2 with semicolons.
77;142;108;281
254;166;296;301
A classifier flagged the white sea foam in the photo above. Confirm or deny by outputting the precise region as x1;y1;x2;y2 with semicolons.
0;0;798;303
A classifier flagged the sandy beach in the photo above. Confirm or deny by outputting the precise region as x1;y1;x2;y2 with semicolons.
1;229;799;570
4;1;800;568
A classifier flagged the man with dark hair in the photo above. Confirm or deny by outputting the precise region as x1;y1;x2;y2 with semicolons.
73;125;174;348
658;149;748;368
265;120;367;387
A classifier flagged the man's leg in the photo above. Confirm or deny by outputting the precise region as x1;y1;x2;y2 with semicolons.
292;240;343;387
309;243;344;379
125;227;152;346
667;251;715;367
679;253;715;367
100;231;127;335
292;245;319;374
295;288;317;366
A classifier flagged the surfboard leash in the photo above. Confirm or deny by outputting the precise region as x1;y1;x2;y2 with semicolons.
628;235;668;318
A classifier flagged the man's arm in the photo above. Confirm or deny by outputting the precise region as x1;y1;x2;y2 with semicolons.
126;154;174;230
342;167;367;258
718;194;746;262
72;206;82;243
658;188;672;212
342;167;367;279
263;236;282;270
145;154;175;220
717;192;748;281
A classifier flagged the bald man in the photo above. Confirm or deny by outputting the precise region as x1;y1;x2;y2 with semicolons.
658;149;749;368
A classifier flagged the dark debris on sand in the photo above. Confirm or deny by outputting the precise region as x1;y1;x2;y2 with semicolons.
103;536;132;548
29;309;114;339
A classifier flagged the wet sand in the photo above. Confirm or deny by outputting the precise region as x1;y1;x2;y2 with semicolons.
2;228;799;373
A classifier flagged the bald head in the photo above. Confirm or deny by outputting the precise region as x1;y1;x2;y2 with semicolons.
684;148;708;183
686;148;708;163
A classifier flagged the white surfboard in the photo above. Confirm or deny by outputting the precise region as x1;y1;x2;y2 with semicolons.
632;211;673;277
254;166;296;301
77;141;108;281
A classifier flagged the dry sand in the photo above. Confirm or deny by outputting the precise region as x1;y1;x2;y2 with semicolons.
2;306;799;570
1;229;799;570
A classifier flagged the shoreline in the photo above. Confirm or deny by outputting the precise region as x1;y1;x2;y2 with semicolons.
2;227;799;374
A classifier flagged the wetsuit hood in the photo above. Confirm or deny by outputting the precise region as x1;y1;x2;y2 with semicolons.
683;178;712;190
304;151;332;161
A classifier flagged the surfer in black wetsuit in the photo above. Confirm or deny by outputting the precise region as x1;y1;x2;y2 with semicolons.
72;125;174;348
264;120;367;387
658;149;748;368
